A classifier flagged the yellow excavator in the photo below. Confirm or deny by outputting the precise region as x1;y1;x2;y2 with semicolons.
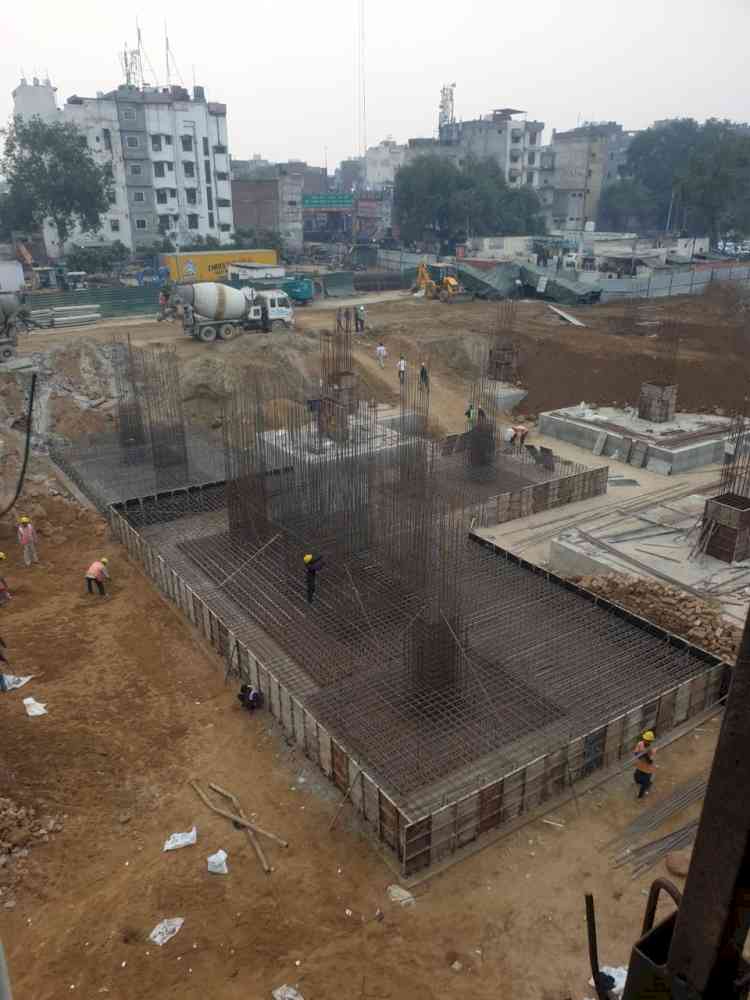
413;262;468;303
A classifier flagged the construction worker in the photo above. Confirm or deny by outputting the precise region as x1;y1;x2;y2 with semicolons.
465;402;476;429
355;304;366;333
0;553;10;608
237;683;262;712
17;515;39;567
376;342;387;369
419;361;429;391
397;355;407;385
85;557;110;598
303;552;323;605
633;730;657;799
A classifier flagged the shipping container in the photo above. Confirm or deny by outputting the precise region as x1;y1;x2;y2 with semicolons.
160;249;278;283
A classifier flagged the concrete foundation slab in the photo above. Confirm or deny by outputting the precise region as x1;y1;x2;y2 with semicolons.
539;404;732;475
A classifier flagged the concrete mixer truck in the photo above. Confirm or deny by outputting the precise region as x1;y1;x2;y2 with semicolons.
0;292;36;361
176;282;294;343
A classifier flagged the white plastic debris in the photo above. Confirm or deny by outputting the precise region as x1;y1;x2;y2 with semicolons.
207;849;228;874
149;917;184;947
23;696;47;717
588;965;627;998
386;885;415;907
2;675;32;691
272;987;304;1000
162;826;197;852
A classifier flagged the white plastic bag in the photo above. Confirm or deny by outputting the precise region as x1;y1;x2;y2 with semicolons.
272;987;304;1000
23;696;47;716
2;675;32;691
207;849;228;874
386;884;415;907
162;826;197;852
149;917;184;947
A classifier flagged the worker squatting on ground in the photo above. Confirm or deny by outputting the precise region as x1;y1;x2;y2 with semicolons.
397;356;407;385
376;342;387;368
237;683;262;712
17;516;39;568
633;729;657;798
85;557;110;597
303;552;323;605
0;553;11;608
419;362;429;391
355;304;366;332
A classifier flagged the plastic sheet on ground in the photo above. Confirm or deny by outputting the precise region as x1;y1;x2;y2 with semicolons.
457;262;520;299
521;264;602;305
162;826;197;852
22;696;47;716
2;675;32;691
586;965;628;998
149;917;184;947
272;986;304;1000
321;271;355;298
207;848;228;874
387;884;415;907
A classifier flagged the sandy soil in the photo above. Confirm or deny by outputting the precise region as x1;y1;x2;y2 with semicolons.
0;490;719;1000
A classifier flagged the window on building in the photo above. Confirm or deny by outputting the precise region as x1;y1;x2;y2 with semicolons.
219;223;231;232
527;151;536;165
164;134;172;145
217;198;230;207
213;143;227;154
166;162;174;172
172;214;179;224
102;128;112;151
186;188;197;205
158;214;171;232
156;190;168;205
110;219;120;232
154;162;165;178
151;135;162;152
181;135;193;152
108;190;117;204
126;135;139;148
169;189;177;198
135;218;147;230
526;173;533;185
129;163;142;176
206;187;213;210
208;211;215;228
133;191;145;202
187;213;199;230
183;161;195;178
215;171;228;181
122;108;136;121
204;160;211;182
202;137;209;156
528;132;537;145
288;200;298;206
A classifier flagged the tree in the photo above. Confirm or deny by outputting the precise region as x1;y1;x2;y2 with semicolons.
393;155;545;244
65;241;129;274
598;179;660;232
0;115;113;244
227;226;283;252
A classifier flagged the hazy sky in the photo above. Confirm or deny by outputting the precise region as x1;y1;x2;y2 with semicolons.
2;0;748;169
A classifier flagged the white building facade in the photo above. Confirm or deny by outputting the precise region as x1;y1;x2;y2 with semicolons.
12;77;234;257
364;139;408;190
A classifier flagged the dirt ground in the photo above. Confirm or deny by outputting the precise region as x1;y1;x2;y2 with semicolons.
0;489;719;1000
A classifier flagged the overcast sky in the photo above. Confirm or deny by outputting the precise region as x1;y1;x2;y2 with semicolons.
2;0;748;169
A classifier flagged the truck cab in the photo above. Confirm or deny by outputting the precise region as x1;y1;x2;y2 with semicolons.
257;290;294;330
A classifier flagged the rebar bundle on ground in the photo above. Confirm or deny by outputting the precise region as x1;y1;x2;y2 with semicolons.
613;820;700;879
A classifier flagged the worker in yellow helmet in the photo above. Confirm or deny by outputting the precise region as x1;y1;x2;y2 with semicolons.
633;730;657;799
303;552;323;605
85;557;110;598
17;515;39;568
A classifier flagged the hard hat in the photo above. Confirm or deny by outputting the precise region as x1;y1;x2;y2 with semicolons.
642;730;655;743
19;516;30;524
101;557;109;565
303;554;313;564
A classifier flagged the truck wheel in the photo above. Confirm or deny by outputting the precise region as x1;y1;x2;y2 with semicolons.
271;320;287;331
198;325;217;343
218;323;238;341
1;346;16;360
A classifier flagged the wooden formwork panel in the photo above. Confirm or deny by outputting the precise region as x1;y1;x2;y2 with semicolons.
362;772;379;825
478;779;504;834
378;791;400;854
641;698;659;732
348;761;364;812
404;816;432;876
319;729;333;778
291;700;305;749
304;713;319;765
687;672;709;716
673;680;692;725
455;793;479;847
541;749;567;802
331;742;349;793
429;805;458;865
279;687;294;737
501;769;526;820
604;716;626;766
523;758;546;810
656;689;677;733
566;737;585;784
623;710;644;750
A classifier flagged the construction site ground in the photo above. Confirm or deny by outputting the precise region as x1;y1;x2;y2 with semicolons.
2;289;740;997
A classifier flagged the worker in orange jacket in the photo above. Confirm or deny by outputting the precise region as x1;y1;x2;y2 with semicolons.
633;730;657;799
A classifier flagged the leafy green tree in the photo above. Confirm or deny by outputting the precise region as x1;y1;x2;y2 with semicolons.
65;240;129;273
227;226;283;252
0;115;113;244
394;155;545;244
598;179;660;231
